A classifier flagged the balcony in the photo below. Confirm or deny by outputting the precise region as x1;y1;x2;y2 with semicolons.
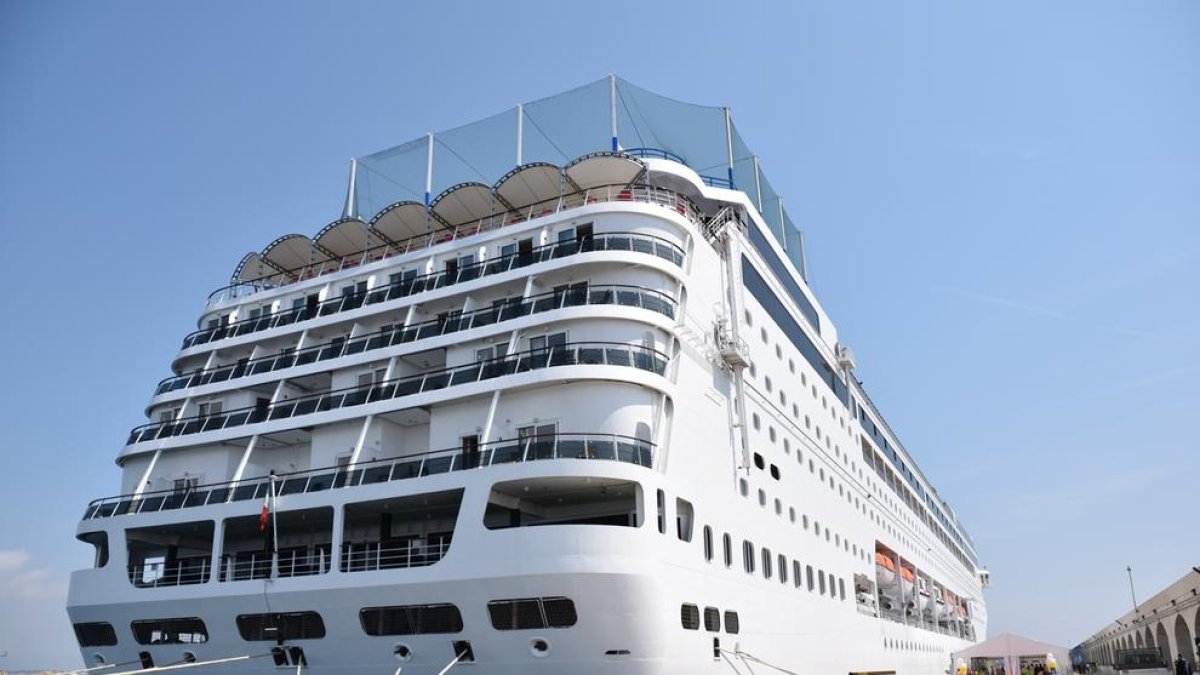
83;432;655;521
207;183;698;307
133;341;667;446
187;230;685;349
158;284;675;396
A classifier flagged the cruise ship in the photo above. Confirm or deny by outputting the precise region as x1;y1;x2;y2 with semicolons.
67;77;988;674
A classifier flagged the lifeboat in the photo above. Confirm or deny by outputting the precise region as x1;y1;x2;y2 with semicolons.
875;552;898;589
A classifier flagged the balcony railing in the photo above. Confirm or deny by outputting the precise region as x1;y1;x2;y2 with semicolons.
217;548;332;582
128;556;210;588
188;231;684;349
340;538;451;573
133;341;666;445
206;184;698;306
84;432;655;521
159;284;675;396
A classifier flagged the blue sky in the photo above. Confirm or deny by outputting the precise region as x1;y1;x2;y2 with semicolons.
1;0;1197;669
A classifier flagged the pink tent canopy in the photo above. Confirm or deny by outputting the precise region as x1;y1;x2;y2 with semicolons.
954;633;1071;675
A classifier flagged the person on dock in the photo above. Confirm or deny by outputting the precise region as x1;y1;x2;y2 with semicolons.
1175;655;1192;675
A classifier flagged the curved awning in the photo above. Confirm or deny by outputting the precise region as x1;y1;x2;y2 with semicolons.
313;218;382;258
493;162;563;210
430;182;503;228
369;201;432;243
261;234;331;272
565;152;645;190
231;251;283;283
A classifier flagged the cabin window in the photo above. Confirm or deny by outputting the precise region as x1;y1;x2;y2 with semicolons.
680;604;700;630
722;533;733;568
702;525;713;562
761;548;772;579
360;604;464;635
236;612;326;641
724;611;740;634
742;540;755;575
778;554;788;585
488;597;577;630
675;498;693;542
793;560;803;588
806;565;815;591
131;617;208;645
656;490;666;534
704;607;720;632
818;570;827;595
74;622;118;647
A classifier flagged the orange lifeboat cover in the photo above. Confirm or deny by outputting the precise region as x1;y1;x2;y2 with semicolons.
875;552;896;571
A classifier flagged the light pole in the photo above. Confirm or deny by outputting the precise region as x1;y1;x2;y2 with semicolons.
1126;566;1138;616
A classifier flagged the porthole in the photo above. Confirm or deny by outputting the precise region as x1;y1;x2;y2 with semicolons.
182;652;197;664
530;638;551;658
92;654;106;666
394;644;414;663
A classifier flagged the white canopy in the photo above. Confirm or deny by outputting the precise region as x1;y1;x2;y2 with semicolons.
954;633;1071;675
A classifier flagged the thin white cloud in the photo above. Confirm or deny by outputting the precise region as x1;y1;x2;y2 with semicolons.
946;287;1153;338
0;548;67;601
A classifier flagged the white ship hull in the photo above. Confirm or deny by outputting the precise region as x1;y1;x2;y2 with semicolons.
69;77;986;675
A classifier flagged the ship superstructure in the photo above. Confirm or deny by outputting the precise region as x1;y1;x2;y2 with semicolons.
68;77;987;674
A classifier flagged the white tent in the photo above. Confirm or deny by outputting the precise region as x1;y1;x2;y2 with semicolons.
953;633;1072;675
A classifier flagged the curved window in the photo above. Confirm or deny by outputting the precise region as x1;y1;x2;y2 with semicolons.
704;607;721;632
74;622;118;647
236;612;325;641
724;610;740;635
488;597;576;630
360;604;463;635
680;604;700;630
132;617;208;645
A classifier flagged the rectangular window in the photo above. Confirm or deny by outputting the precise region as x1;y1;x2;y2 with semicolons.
818;570;826;595
172;478;198;493
778;554;788;585
236;612;326;641
702;526;713;562
675;498;693;541
742;540;755;575
723;610;740;635
486;597;577;630
761;548;772;579
359;604;463;636
656;490;666;534
131;617;208;645
723;533;732;568
703;606;720;632
838;577;846;601
807;565;815;592
680;603;700;630
73;622;118;647
793;560;802;588
196;401;222;417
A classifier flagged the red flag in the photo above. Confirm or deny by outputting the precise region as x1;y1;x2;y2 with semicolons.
258;487;270;532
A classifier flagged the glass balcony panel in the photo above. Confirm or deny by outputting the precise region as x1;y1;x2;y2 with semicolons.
579;347;604;365
422;373;449;391
269;402;296;420
345;338;368;355
391;460;422;481
449;364;482;386
361;466;391;484
558;439;586;459
420;456;453;476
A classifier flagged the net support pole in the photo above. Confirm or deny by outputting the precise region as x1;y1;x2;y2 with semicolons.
724;107;735;188
610;74;618;152
516;103;524;166
342;158;358;219
753;156;763;212
424;132;434;206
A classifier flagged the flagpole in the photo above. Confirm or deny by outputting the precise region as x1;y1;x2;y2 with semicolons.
270;473;279;573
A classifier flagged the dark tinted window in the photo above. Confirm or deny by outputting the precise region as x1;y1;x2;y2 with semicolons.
703;607;720;632
360;604;463;636
680;604;700;630
236;612;325;641
132;617;207;644
724;610;740;634
488;596;577;630
74;622;118;647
